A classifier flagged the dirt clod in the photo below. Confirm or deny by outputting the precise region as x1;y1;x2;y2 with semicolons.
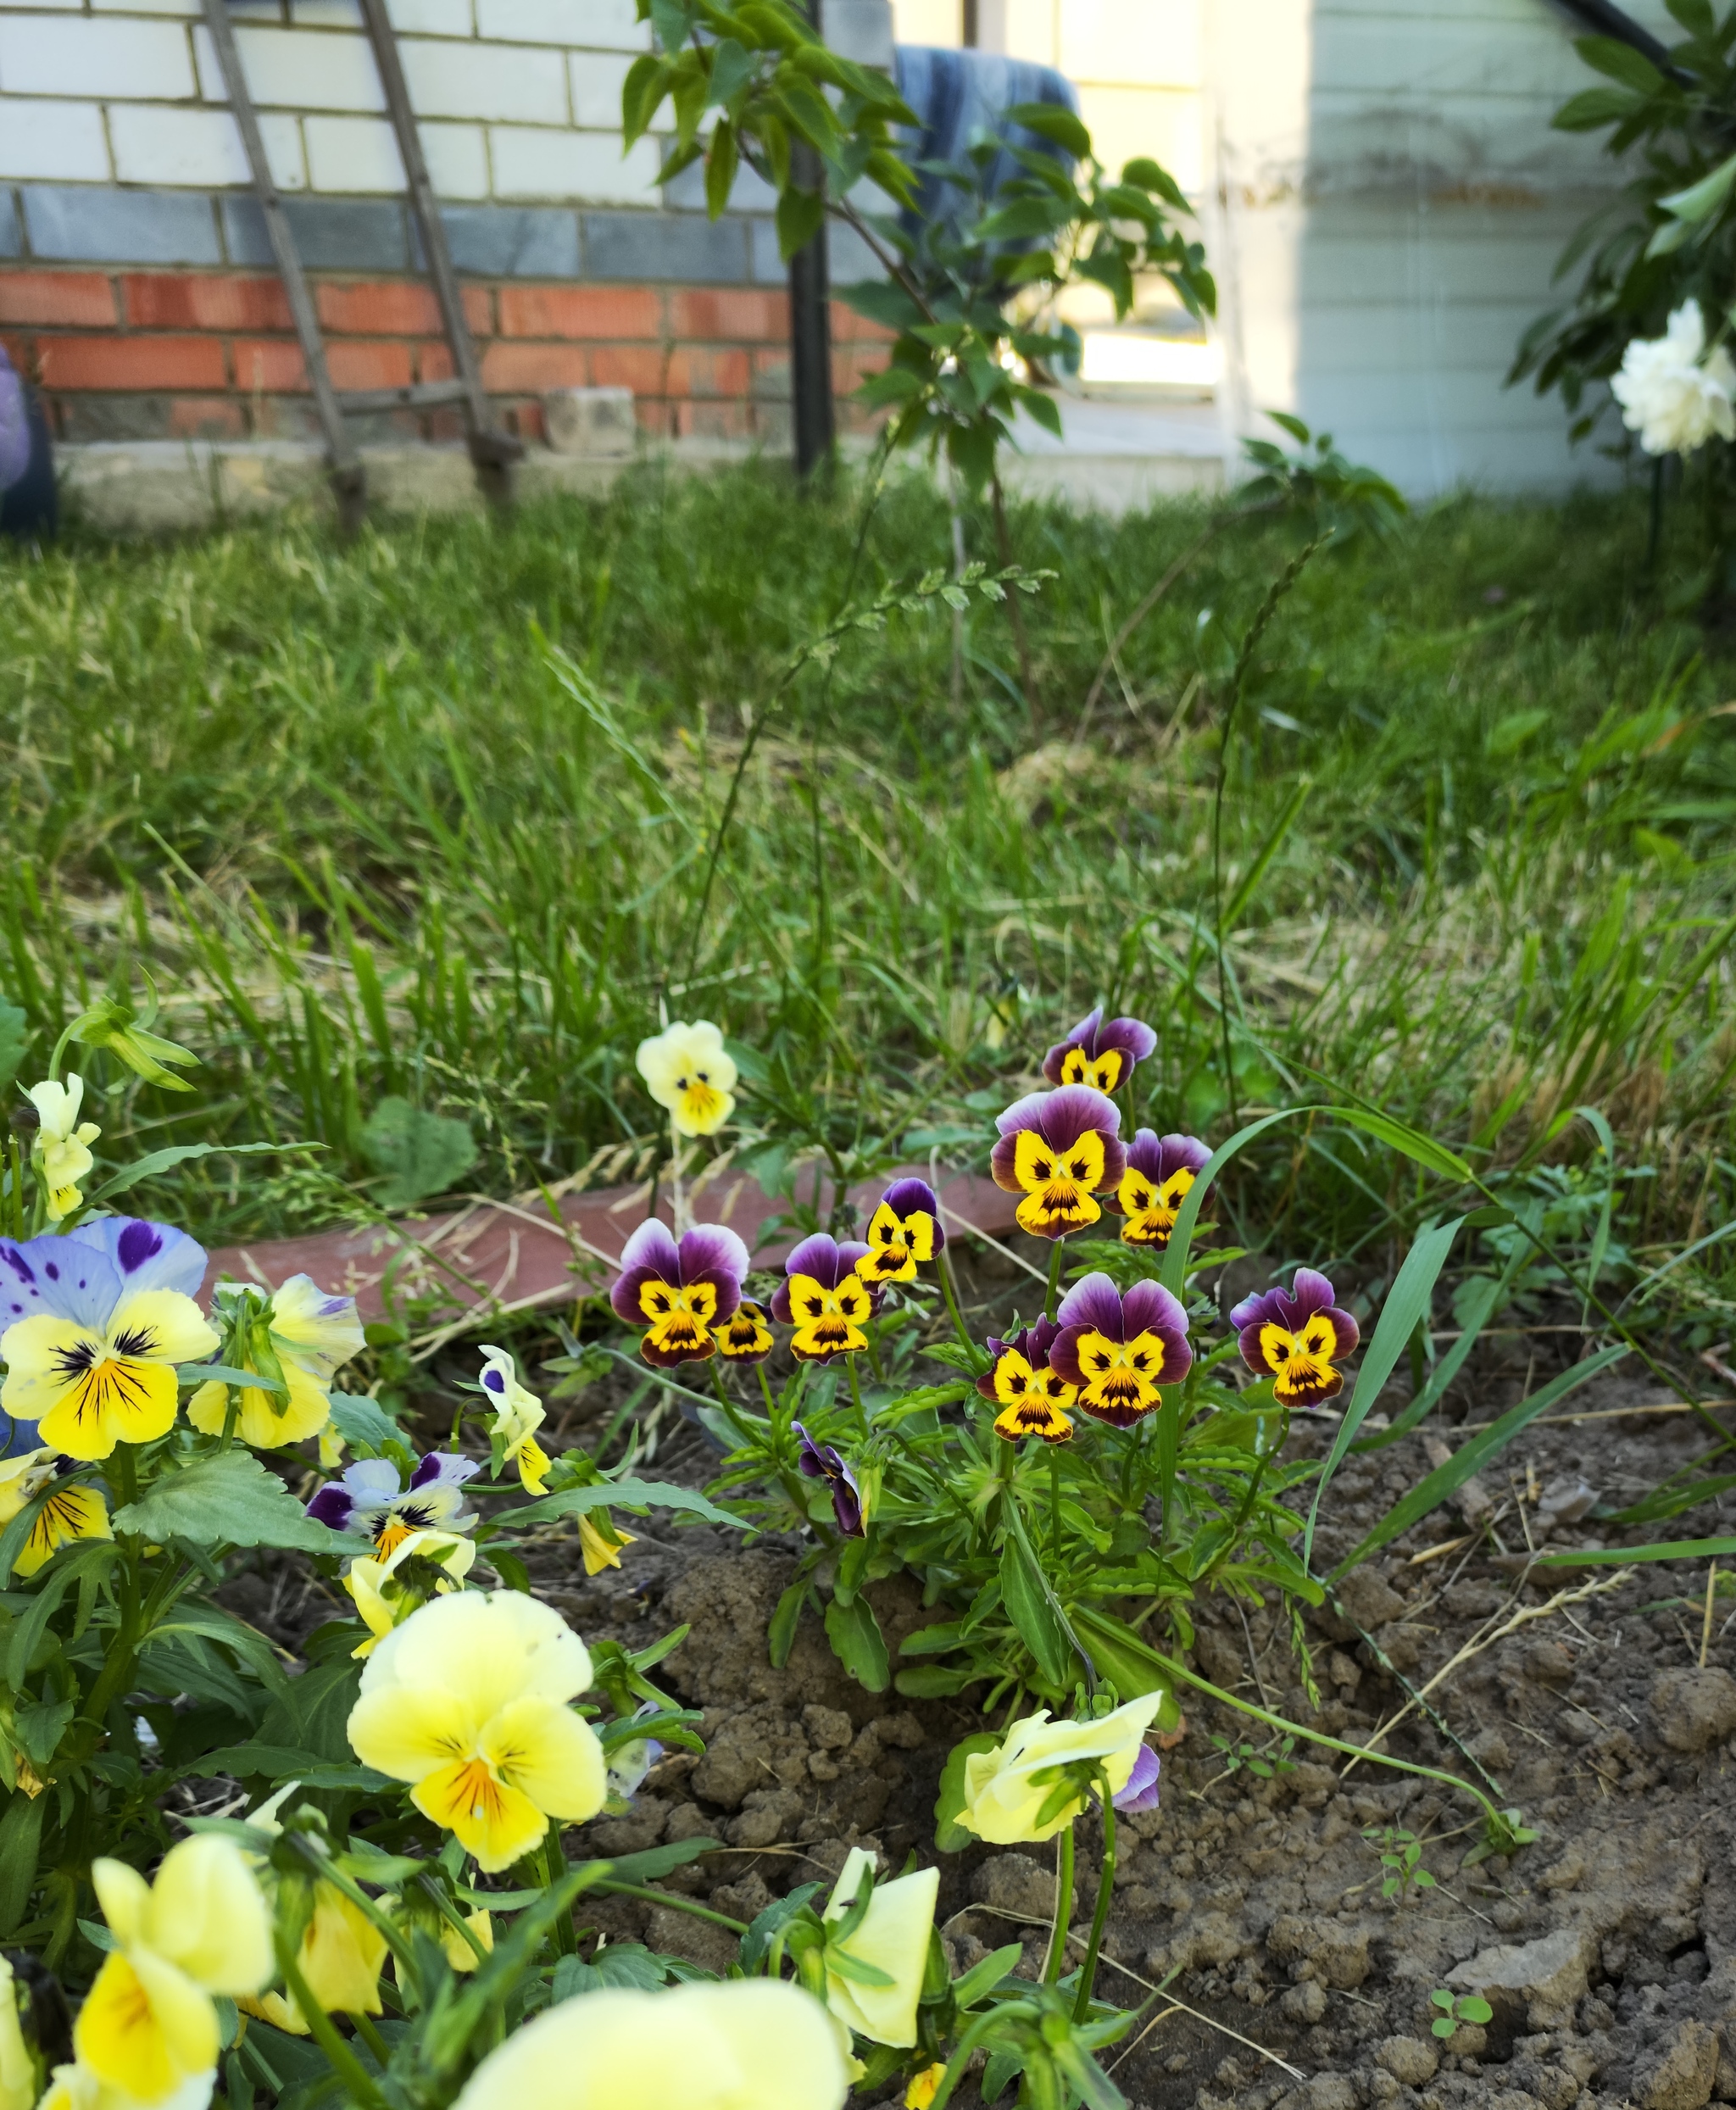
1376;2035;1440;2085
1633;2017;1720;2110
1447;1929;1594;2030
1650;1667;1736;1753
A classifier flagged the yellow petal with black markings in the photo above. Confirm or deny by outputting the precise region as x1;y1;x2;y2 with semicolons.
412;1756;549;1873
16;1484;111;1579
1072;1328;1167;1422
1261;1312;1344;1406
1060;1047;1125;1092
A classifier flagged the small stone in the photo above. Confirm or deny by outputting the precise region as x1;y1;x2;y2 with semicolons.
1468;1727;1512;1772
1524;1639;1575;1687
1274;2078;1358;2110
1327;1650;1362;1691
873;1711;926;1750
1650;1668;1736;1753
662;1803;717;1846
1267;1914;1371;1989
1376;2036;1439;2086
1538;1476;1597;1526
1448;1928;1595;2029
542;385;637;457
807;1750;839;1781
1633;2018;1719;2110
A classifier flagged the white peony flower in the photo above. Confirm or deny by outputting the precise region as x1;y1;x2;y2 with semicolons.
1611;298;1736;455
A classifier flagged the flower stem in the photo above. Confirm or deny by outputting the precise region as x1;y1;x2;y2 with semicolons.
709;1363;756;1449
757;1365;779;1420
1044;1236;1066;1323
1042;1822;1074;1983
543;1832;577;1955
5;1138;23;1239
592;1879;748;1934
1073;1788;1116;2020
926;2001;1039;2110
937;1246;974;1355
275;1935;388;2110
351;2011;391;2066
669;1116;686;1235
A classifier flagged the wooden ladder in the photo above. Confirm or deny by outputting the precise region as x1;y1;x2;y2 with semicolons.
201;0;523;532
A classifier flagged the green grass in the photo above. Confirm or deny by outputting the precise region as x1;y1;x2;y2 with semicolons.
1;461;1733;1327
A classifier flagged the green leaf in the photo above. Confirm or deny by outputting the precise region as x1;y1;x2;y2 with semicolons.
1551;86;1640;131
1071;1606;1205;1707
768;1576;807;1667
1004;100;1092;159
328;1391;409;1461
934;1731;1000;1851
1328;1344;1628;1580
952;1940;1022;2007
359;1096;478;1211
704;116;739;217
86;1142;284;1209
509;1477;745;1531
1330;1105;1473;1184
1305;1215;1466;1566
1659;151;1736;225
1572;34;1665;93
776;184;825;261
620;51;669;147
0;1788;44;1937
551;1944;670;2001
1533;1534;1736;1567
112;1451;351;1553
998;1531;1071;1690
824;1592;889;1692
0;1002;27;1095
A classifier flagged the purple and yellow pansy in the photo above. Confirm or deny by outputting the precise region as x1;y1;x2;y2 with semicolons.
772;1234;878;1361
717;1298;775;1362
609;1219;750;1368
1049;1274;1192;1428
1042;1007;1157;1095
856;1177;944;1285
1230;1268;1360;1408
976;1317;1077;1445
1112;1130;1210;1250
990;1085;1126;1240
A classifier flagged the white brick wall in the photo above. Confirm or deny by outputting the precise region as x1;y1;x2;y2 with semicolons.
0;0;667;203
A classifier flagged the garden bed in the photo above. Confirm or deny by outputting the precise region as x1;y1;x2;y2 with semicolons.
222;1265;1736;2110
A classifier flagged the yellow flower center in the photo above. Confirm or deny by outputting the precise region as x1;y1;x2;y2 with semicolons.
1072;1328;1167;1425
720;1305;773;1357
1011;1127;1106;1235
1116;1164;1196;1248
1260;1312;1344;1405
673;1072;725;1127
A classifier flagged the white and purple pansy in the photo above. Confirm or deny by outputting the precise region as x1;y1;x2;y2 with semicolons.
772;1233;877;1361
1049;1273;1192;1428
0;1217;217;1462
608;1219;749;1369
1041;1006;1157;1094
306;1451;480;1556
1230;1268;1360;1408
793;1421;864;1537
989;1086;1126;1240
1112;1130;1211;1250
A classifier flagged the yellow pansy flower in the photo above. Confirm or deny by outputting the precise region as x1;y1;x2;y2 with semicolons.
442;1907;493;1972
0;1955;35;2110
450;1980;848;2110
75;1834;270;2106
346;1589;607;1873
821;1847;939;2049
635;1022;737;1138
578;1512;637;1575
0;1449;110;1578
953;1694;1164;1846
25;1076;101;1222
344;1528;476;1659
186;1275;363;1449
906;2067;945;2110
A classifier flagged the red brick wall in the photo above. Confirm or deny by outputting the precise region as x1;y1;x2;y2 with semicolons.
0;266;890;448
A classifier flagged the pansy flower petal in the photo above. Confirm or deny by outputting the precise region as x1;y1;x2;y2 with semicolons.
0;1237;123;1334
66;1217;209;1301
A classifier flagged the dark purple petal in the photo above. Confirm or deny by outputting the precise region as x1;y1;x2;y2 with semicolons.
1121;1280;1189;1345
481;1365;506;1395
1039;1087;1121;1150
1094;1016;1157;1065
770;1276;798;1325
793;1421;829;1478
610;1218;681;1324
1054;1272;1128;1341
831;1468;865;1539
1228;1283;1285;1334
993;1088;1055;1140
1288;1268;1338;1320
783;1233;846;1289
305;1484;354;1530
1041;1006;1105;1084
988;1133;1023;1193
409;1451;481;1492
677;1224;750;1294
1113;1744;1161;1813
1322;1304;1360;1359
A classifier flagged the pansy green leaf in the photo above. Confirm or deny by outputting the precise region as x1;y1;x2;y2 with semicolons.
113;1451;352;1553
510;1478;745;1530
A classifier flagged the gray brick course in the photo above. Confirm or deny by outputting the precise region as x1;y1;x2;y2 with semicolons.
0;190;19;261
22;186;223;266
224;196;410;271
584;209;749;283
433;205;581;278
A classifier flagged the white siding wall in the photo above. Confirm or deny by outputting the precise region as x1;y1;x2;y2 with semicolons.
0;0;667;203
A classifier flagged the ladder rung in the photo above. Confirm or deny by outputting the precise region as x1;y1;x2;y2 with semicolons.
337;380;473;414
